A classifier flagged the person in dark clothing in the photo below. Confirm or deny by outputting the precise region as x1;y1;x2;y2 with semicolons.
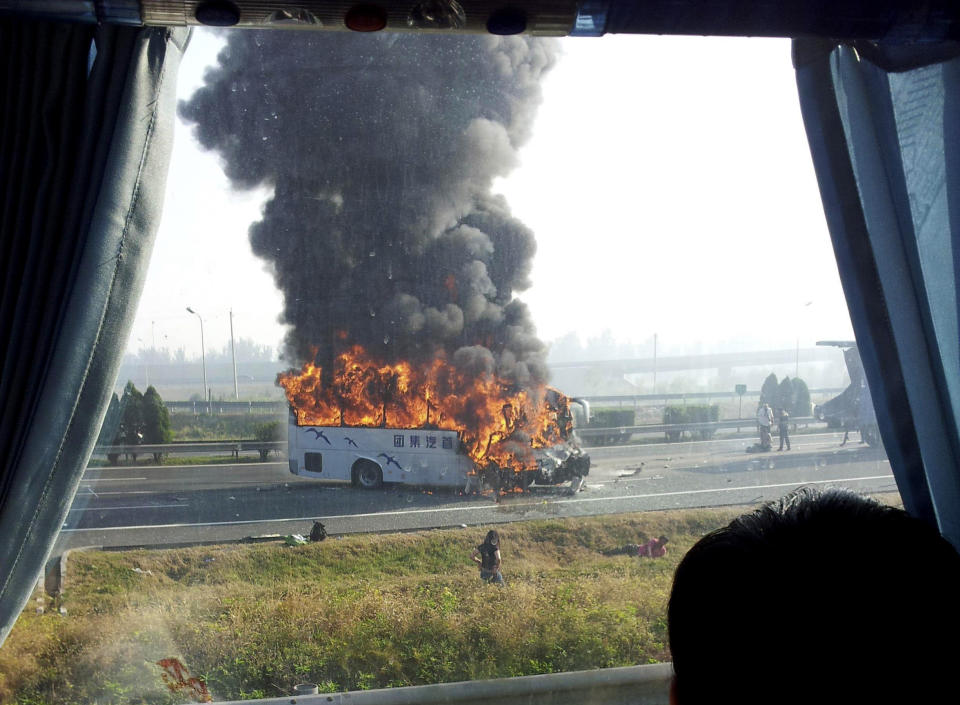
839;421;863;446
471;529;504;584
777;408;791;451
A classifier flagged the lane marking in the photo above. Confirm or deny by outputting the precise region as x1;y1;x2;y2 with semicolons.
586;432;845;453
81;477;147;482
68;504;186;512
84;461;285;473
60;473;894;533
77;491;162;496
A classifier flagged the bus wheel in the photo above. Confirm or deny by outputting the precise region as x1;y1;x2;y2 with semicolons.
353;460;383;489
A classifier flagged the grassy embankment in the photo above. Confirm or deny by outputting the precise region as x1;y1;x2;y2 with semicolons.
0;507;745;704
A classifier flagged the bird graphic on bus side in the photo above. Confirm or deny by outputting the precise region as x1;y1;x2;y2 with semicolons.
378;453;403;470
306;428;330;445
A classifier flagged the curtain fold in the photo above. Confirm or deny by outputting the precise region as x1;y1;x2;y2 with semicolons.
0;19;188;647
794;39;960;548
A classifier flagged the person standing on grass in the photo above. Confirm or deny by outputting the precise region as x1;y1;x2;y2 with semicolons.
472;529;504;585
603;535;669;558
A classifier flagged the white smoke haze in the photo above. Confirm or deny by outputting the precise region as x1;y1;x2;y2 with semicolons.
180;31;558;387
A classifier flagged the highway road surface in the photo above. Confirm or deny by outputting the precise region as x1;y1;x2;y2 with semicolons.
56;432;895;552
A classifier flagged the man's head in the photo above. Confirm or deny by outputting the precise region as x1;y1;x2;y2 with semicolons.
668;488;960;705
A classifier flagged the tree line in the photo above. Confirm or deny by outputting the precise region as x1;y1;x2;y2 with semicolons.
123;337;276;367
97;381;172;462
759;373;812;417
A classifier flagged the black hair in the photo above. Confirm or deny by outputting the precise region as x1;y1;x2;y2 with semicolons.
483;529;500;547
668;487;960;705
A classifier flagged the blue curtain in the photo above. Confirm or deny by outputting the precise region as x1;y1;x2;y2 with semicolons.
0;19;187;647
794;39;960;548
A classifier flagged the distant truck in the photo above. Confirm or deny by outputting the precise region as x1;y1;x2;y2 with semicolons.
813;341;880;446
287;397;591;490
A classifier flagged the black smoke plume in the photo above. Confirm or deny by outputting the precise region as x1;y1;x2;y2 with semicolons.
180;31;557;387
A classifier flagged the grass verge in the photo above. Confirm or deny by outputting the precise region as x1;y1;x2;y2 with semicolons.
0;497;899;703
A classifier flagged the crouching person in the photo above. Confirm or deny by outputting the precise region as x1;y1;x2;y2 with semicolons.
667;487;960;705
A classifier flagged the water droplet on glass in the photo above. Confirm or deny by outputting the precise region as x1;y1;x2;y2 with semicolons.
383;336;390;344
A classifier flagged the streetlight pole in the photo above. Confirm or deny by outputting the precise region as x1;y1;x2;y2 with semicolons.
798;300;814;380
653;332;657;395
186;306;209;413
137;337;149;388
230;308;239;400
795;337;800;379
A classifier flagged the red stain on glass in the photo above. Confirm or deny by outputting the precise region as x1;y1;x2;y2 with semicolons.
157;658;212;702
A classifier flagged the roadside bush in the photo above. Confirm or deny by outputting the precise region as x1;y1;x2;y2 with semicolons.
142;386;173;462
792;379;812;417
760;373;779;406
104;381;145;463
777;377;794;414
253;421;284;460
757;374;813;418
662;405;720;441
169;413;282;441
585;409;635;446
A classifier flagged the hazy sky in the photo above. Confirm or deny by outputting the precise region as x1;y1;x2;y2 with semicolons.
129;29;853;361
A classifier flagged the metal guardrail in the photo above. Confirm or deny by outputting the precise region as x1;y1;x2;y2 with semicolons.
220;663;673;705
578;417;819;439
91;441;286;456
583;389;843;403
162;389;846;415
92;418;823;456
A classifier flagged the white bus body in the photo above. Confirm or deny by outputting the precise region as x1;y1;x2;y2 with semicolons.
287;411;473;489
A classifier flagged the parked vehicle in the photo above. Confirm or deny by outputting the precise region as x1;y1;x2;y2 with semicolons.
814;342;880;446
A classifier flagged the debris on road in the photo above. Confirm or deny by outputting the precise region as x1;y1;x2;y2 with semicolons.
618;463;644;477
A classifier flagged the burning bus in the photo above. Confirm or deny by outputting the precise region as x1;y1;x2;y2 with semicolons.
281;346;590;491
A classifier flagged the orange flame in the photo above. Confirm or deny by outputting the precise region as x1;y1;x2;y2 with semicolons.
278;345;573;472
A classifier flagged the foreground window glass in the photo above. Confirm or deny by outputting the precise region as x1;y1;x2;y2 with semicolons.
0;31;898;703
